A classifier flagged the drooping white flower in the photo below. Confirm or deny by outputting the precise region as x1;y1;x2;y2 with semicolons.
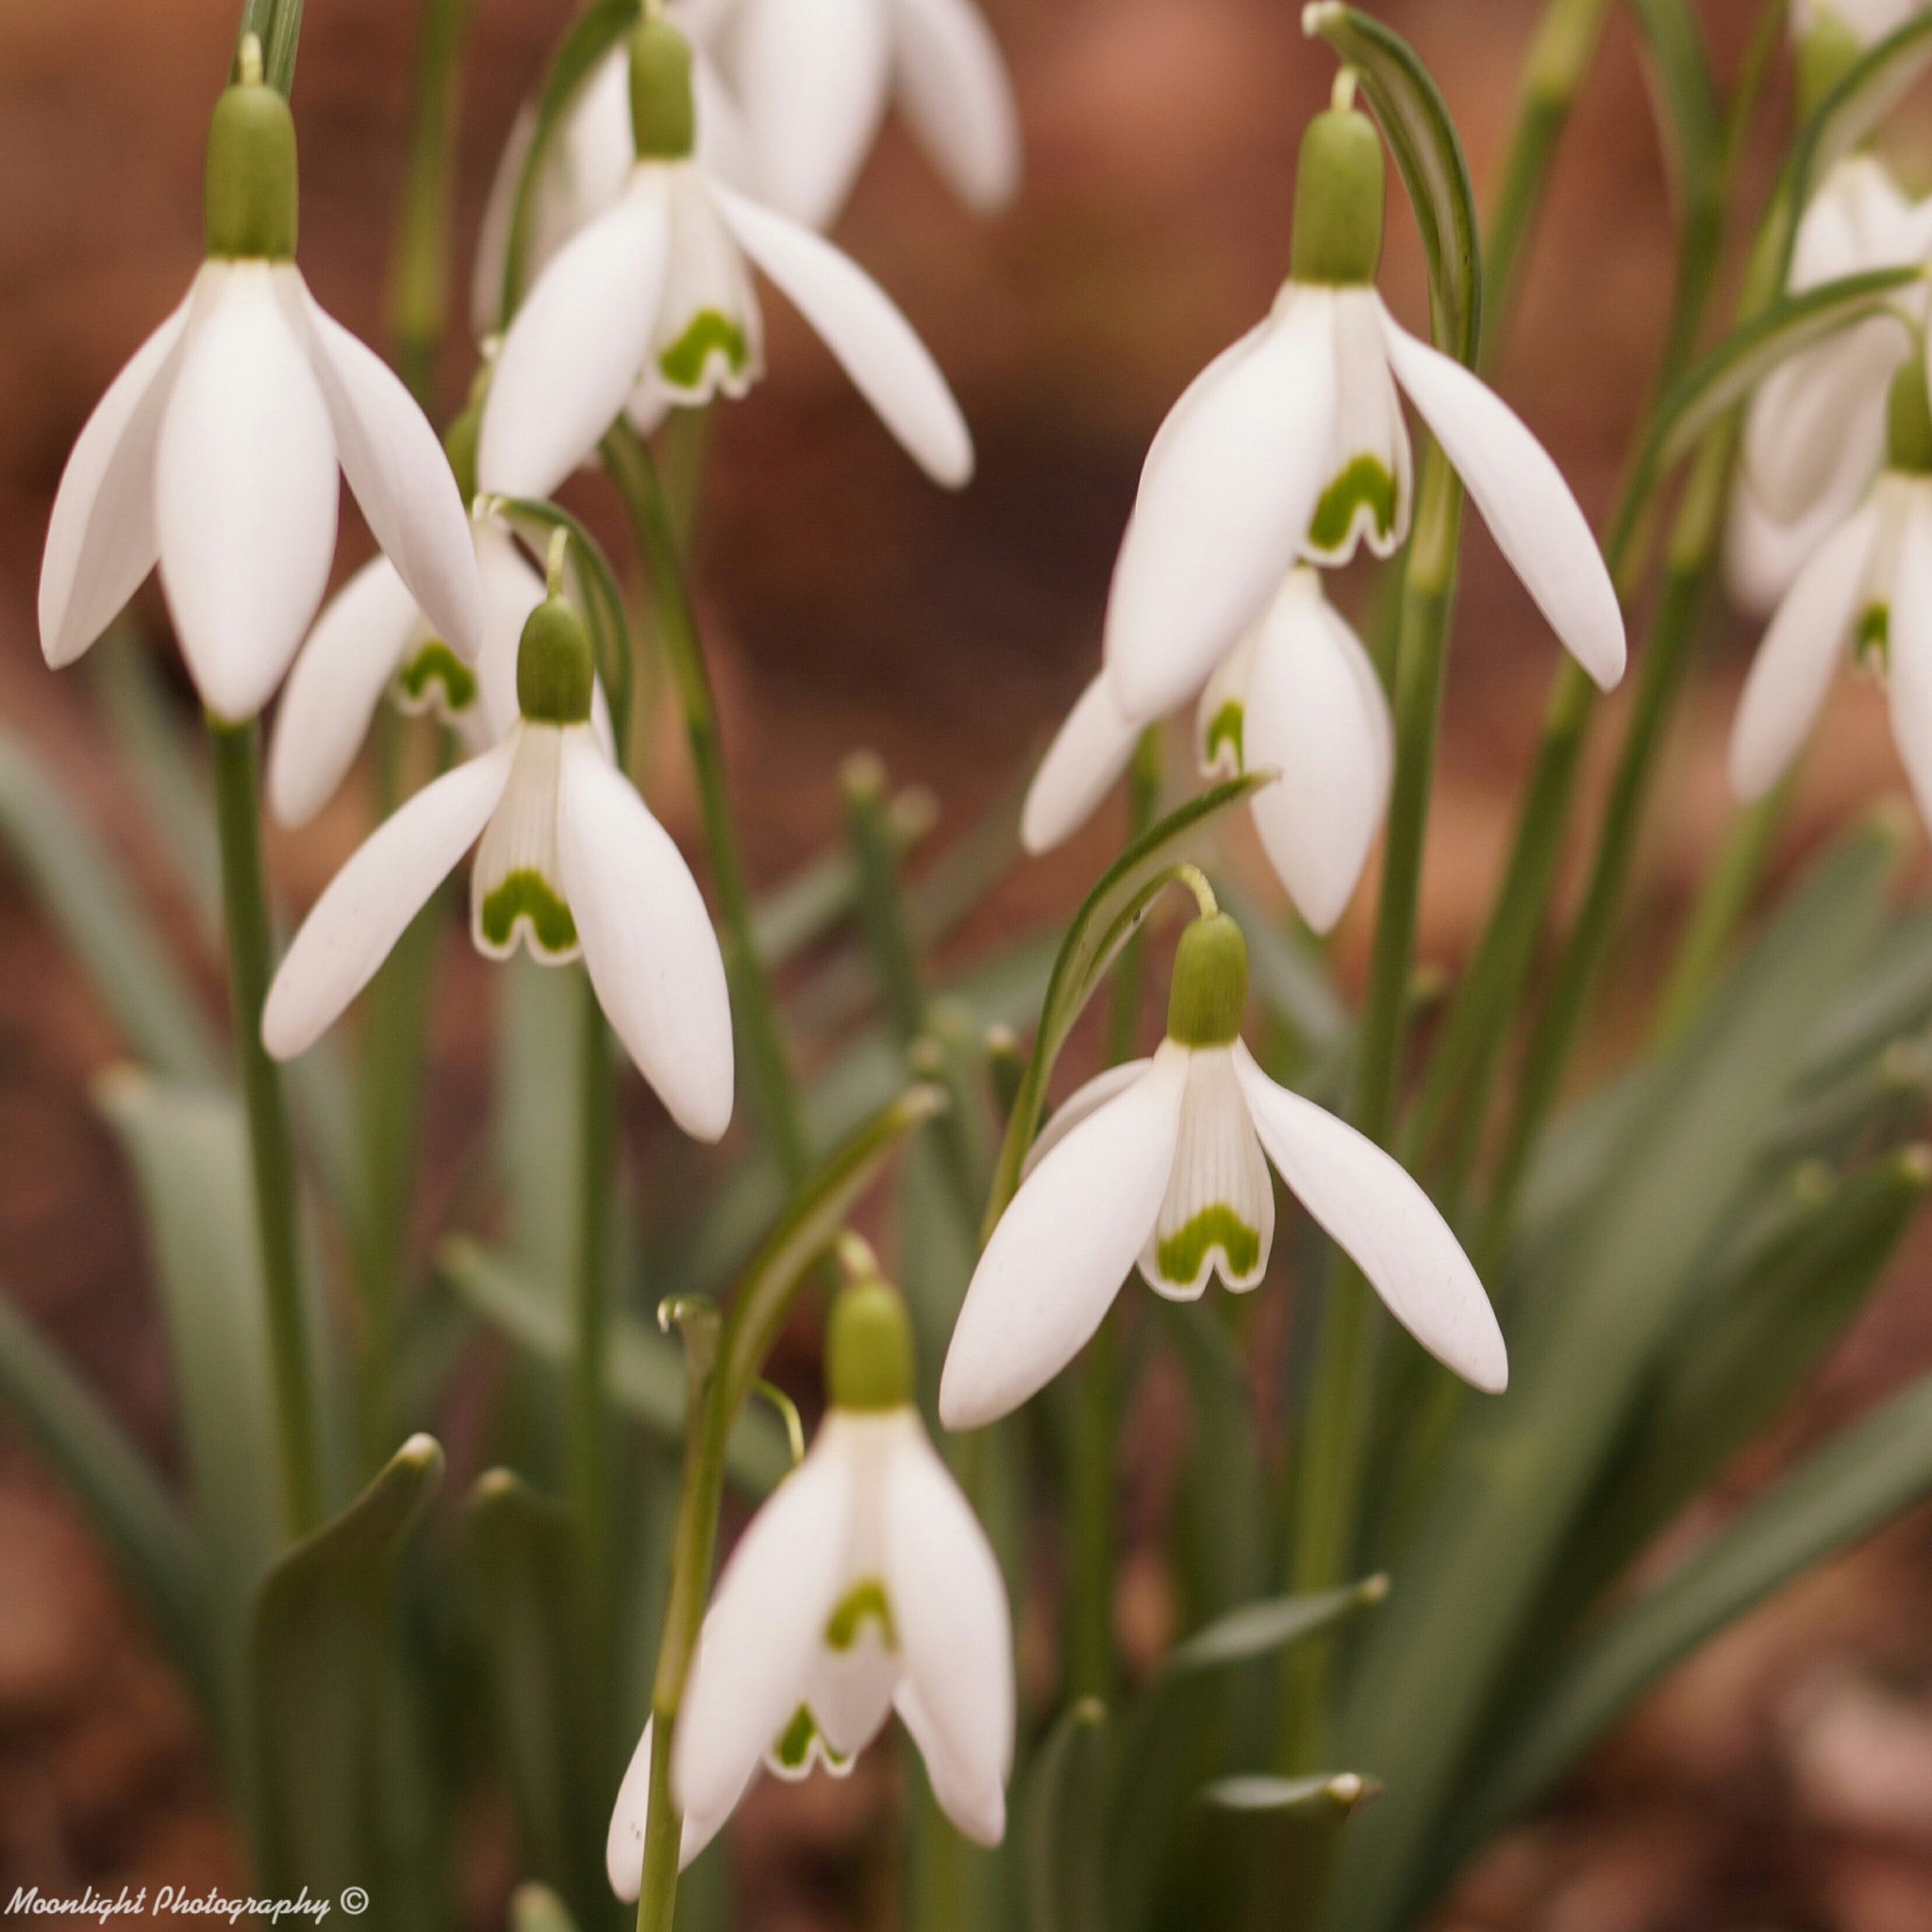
1024;570;1392;935
262;584;733;1141
1726;156;1932;614
477;16;972;503
1103;99;1624;724
1791;0;1930;46
940;913;1507;1431
706;0;1021;231
608;1280;1014;1894
39;55;482;724
1730;360;1932;828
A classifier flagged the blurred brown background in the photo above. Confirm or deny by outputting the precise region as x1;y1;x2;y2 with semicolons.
6;1;1932;1926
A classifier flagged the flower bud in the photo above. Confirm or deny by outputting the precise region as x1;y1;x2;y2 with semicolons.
826;1275;915;1411
1289;104;1384;287
630;17;696;161
1166;912;1249;1048
1888;355;1932;476
205;46;298;260
442;406;481;508
516;595;595;724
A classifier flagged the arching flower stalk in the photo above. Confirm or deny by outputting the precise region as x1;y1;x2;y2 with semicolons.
941;903;1507;1431
608;1276;1014;1891
478;15;973;503
1102;85;1624;731
39;39;482;723
262;547;734;1142
1731;356;1932;830
1024;568;1391;934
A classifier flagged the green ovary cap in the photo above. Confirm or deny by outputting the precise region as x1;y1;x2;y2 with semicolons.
205;79;299;259
1167;913;1249;1048
630;17;696;160
1290;106;1384;286
1888;357;1932;475
442;408;481;506
1794;13;1862;122
825;1276;914;1411
516;596;594;724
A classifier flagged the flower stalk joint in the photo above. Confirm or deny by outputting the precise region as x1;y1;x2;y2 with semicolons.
1166;912;1249;1048
630;16;696;162
826;1274;915;1412
516;585;595;724
1289;101;1383;287
205;40;298;261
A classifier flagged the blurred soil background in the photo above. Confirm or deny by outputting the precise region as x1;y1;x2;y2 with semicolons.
5;0;1932;1926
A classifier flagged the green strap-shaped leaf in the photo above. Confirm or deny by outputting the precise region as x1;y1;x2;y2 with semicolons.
1456;1367;1932;1847
436;1235;792;1493
1798;903;1932;1088
750;785;935;969
1164;1575;1390;1677
250;1435;445;1905
0;724;221;1085
1303;4;1482;364
1196;1774;1381;1932
1024;1698;1109;1932
0;1287;211;1711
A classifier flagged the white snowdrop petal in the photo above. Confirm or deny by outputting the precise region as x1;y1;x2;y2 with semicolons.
646;164;764;410
472;521;550;744
1242;573;1392;934
731;0;891;229
1021;671;1143;854
714;185;974;487
1724;450;1876;620
289;276;484;663
1304;288;1411;565
1730;500;1879;800
1196;624;1260;777
607;1717;721;1895
263;737;517;1060
1377;301;1627;693
941;1047;1187;1429
692;47;764;196
1103;294;1339;720
268;558;425;829
478;183;672;501
473;725;579;963
673;1438;856;1831
1020;1060;1154;1179
1140;1047;1275;1298
155;264;339;722
892;0;1021;213
1886;489;1932;830
470;103;535;341
896;1680;1005;1845
1232;1043;1507;1392
40;284;193;669
557;731;736;1141
882;1426;1014;1811
800;1628;899;1759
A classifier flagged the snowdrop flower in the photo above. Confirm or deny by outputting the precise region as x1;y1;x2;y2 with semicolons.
1024;570;1391;934
478;16;972;503
608;1277;1014;1893
1103;90;1624;724
39;42;481;723
1791;0;1930;54
1727;156;1932;614
941;908;1507;1430
708;0;1020;230
1731;357;1932;828
262;564;733;1141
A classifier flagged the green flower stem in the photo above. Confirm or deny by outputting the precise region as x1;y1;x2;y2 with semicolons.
601;419;813;1191
388;0;475;408
573;979;618;1657
842;751;927;1045
1477;425;1734;1269
207;717;324;1539
1276;447;1462;1772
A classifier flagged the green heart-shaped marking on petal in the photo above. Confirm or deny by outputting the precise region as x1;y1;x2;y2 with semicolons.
480;870;577;956
1203;699;1244;773
659;310;750;391
395;641;477;714
1857;604;1890;672
824;1577;896;1653
1309;455;1398;554
1157;1205;1261;1288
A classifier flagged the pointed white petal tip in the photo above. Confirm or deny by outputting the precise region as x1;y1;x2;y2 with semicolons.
1020;671;1142;854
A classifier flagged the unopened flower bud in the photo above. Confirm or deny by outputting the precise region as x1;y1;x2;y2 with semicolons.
1289;99;1384;287
205;40;298;260
1167;912;1249;1048
516;594;595;724
630;17;696;161
1888;354;1932;475
826;1275;915;1411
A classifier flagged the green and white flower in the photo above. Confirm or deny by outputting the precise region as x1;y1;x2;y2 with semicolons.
39;45;482;723
1103;94;1624;722
940;913;1507;1431
262;586;733;1141
478;16;972;502
1023;569;1391;934
608;1281;1014;1894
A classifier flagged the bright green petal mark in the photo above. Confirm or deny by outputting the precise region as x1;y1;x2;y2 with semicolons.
774;1706;818;1772
825;1577;895;1652
394;640;477;715
1857;603;1890;671
480;869;577;956
658;309;750;391
1157;1205;1261;1288
1204;700;1244;773
1308;455;1397;554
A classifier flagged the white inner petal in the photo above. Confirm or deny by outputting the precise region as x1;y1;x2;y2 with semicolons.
641;162;765;413
1302;287;1411;566
1138;1046;1274;1299
1195;620;1261;778
471;724;580;962
1859;474;1921;662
